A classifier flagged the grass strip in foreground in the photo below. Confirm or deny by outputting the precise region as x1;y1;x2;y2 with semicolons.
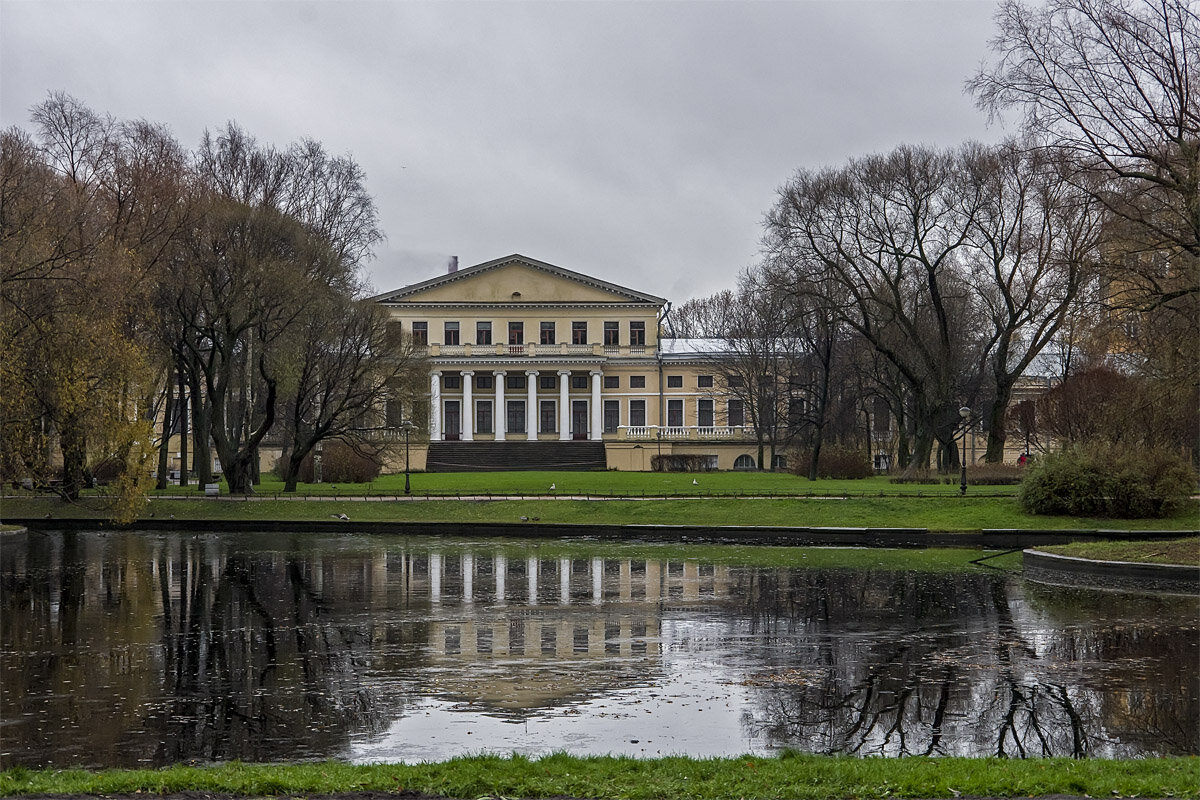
2;754;1198;799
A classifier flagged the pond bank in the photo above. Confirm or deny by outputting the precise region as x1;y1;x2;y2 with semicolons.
1024;547;1199;592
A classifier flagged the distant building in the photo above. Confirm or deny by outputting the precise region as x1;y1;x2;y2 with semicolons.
373;254;765;471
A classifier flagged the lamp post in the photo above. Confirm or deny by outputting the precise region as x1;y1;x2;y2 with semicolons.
401;420;414;495
959;406;971;496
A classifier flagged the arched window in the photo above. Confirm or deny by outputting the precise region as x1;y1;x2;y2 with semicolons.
733;454;756;470
772;455;788;470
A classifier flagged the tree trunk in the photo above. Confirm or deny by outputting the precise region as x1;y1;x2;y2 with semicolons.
189;371;212;488
177;367;189;488
984;381;1014;463
282;449;306;493
807;438;822;481
223;452;255;494
156;389;174;490
59;414;87;501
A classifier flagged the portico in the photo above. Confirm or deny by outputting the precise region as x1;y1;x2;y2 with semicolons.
430;361;610;442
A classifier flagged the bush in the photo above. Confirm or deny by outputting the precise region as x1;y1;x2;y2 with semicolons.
1019;445;1196;518
791;446;873;480
295;441;383;484
890;463;1026;486
651;454;716;472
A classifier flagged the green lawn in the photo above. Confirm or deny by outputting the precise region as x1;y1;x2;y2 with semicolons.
151;471;1019;498
1;754;1196;799
5;493;1197;532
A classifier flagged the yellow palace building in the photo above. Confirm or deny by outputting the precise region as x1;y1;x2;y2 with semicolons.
373;254;762;472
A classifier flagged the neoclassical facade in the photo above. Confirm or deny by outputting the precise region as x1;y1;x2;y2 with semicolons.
374;254;762;471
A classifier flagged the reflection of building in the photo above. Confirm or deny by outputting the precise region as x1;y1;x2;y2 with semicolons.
378;548;731;710
373;254;768;470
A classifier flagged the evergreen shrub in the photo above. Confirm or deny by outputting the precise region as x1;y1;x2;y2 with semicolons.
1018;445;1195;518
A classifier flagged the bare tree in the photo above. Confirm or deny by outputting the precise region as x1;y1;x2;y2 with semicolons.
767;144;990;472
276;296;424;492
964;141;1104;461
666;290;737;338
969;0;1199;302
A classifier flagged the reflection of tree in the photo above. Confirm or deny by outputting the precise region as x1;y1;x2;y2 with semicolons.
148;544;397;764
0;532;426;768
736;569;1197;757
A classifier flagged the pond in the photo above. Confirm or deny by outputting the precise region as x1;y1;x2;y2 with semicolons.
1;529;1196;768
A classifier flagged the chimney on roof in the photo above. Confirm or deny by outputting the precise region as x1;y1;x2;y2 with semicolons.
448;256;459;274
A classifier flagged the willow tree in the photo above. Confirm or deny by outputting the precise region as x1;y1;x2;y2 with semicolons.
1;94;187;514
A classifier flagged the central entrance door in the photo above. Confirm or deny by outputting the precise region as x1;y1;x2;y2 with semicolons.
571;400;588;440
444;400;461;441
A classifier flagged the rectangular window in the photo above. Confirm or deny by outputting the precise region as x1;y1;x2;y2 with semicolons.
630;375;646;389
506;374;526;390
540;400;557;433
475;374;493;390
386;321;404;344
539;375;557;390
443;375;461;390
444;321;459;345
728;398;744;427
476;400;493;434
603;400;619;433
571;374;587;389
667;399;684;427
385;399;404;428
540;321;556;345
604;321;619;345
629;321;645;346
788;396;804;427
572;321;588;344
411;321;428;345
603;376;619;389
508;321;524;345
507;401;525;434
727;374;744;388
476;321;492;345
698;398;714;427
667;375;683;388
629;399;646;427
698;374;713;388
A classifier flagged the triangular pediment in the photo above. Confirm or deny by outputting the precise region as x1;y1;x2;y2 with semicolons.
372;254;665;306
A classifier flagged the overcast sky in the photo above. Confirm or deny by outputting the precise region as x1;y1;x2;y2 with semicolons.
2;0;1010;303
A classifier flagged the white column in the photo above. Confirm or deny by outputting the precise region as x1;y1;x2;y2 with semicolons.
495;553;507;604
590;369;603;441
527;556;539;604
462;370;474;441
494;371;506;441
430;371;442;440
430;552;442;603
463;553;474;602
591;557;604;605
526;370;539;440
559;557;571;605
558;370;571;440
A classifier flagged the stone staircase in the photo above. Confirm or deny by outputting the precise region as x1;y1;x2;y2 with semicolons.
424;441;608;472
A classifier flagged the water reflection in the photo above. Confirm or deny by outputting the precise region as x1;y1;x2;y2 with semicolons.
0;530;1195;767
